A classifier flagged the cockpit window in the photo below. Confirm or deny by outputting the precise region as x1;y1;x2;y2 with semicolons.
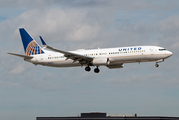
159;49;166;51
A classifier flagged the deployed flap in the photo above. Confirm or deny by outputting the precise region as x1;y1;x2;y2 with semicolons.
8;53;33;59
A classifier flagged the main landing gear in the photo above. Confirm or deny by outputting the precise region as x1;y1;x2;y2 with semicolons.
85;66;91;72
85;66;100;73
94;66;100;73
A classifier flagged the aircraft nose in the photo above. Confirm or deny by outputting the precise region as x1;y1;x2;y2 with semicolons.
166;51;173;57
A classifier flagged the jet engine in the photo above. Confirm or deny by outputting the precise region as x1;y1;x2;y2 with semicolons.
92;57;110;66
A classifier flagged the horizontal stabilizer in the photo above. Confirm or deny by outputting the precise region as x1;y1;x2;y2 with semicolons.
8;53;33;59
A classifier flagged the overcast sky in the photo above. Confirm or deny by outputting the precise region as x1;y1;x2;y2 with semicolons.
0;0;179;120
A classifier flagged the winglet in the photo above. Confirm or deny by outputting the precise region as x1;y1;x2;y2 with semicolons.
39;36;47;47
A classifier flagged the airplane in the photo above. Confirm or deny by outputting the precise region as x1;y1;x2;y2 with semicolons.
8;28;173;73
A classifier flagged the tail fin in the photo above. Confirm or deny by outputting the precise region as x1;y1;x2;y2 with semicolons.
19;28;44;56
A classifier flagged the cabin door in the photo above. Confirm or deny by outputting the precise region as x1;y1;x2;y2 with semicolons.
150;47;154;55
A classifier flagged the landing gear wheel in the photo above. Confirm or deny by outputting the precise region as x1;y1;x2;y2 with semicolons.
94;67;100;73
155;63;159;67
85;66;91;72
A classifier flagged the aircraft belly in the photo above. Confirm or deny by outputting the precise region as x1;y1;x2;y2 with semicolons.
110;55;152;63
110;54;168;64
28;52;170;67
42;60;80;67
149;54;168;60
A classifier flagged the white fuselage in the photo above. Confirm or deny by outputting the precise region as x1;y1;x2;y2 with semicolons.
25;46;172;68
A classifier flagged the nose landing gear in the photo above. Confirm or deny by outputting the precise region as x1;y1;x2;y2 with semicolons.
155;59;164;67
155;63;159;67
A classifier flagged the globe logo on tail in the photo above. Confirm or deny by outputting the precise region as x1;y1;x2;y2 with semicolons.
26;40;44;56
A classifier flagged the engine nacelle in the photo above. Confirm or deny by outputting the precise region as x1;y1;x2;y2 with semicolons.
92;57;109;66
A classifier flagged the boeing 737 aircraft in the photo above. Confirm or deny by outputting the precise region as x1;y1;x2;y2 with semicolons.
8;28;172;73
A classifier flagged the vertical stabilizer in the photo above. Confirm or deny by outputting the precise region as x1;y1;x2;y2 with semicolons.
19;28;44;56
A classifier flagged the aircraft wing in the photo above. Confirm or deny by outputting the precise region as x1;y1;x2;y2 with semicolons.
8;53;33;59
40;36;93;64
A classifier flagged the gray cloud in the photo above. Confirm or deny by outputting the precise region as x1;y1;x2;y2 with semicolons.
9;64;25;74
